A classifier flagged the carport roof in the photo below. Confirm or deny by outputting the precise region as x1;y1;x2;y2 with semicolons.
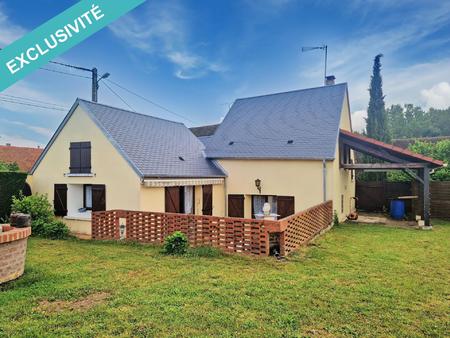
340;129;444;167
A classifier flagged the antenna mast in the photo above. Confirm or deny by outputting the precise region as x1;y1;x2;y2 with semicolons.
301;45;328;85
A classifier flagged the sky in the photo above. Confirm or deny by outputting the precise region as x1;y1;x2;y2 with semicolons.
1;0;450;147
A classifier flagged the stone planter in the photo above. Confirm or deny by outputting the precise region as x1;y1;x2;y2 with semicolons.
0;225;31;284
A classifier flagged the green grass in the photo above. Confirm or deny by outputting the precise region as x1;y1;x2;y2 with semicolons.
1;221;449;337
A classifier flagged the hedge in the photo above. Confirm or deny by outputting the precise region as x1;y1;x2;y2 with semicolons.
0;171;27;220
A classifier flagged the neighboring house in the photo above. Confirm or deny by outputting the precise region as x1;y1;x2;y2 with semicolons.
0;144;42;172
30;82;355;237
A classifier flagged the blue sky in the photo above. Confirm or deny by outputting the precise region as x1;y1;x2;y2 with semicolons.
1;0;450;147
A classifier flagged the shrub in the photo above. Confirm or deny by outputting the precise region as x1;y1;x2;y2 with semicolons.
333;211;340;227
0;171;27;220
11;193;54;225
42;220;70;240
163;231;188;255
11;194;69;239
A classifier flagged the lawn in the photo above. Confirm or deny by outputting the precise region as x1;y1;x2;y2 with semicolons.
1;222;449;337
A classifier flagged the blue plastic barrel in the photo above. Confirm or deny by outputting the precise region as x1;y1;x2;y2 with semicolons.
390;199;405;220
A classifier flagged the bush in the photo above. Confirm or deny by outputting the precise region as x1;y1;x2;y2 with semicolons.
42;220;70;240
11;194;69;239
11;193;54;229
163;231;188;255
0;171;27;220
333;211;340;227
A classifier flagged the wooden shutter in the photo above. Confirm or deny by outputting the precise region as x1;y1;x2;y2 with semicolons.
69;142;91;174
92;184;106;212
69;142;81;173
202;185;213;215
277;196;295;219
80;142;91;173
54;184;67;216
165;187;181;213
228;194;244;218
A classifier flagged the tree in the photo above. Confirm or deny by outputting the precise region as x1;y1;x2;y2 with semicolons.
366;54;390;143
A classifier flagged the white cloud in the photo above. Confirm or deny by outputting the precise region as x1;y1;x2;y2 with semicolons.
351;110;367;132
0;119;53;137
0;133;44;148
0;4;26;46
109;1;226;80
421;82;450;109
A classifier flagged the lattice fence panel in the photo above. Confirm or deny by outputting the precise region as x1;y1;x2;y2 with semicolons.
92;210;274;256
282;200;333;255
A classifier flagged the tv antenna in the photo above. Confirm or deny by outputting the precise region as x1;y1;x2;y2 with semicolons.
301;45;328;85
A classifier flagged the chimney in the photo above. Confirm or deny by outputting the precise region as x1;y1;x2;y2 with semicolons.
325;75;336;86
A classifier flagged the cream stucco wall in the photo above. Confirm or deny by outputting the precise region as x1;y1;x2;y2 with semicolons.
139;184;224;216
332;91;356;221
218;159;333;217
31;106;142;236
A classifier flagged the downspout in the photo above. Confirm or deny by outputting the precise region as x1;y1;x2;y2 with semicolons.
322;159;327;202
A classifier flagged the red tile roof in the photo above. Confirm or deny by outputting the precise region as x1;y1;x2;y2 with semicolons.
0;145;43;173
340;129;444;167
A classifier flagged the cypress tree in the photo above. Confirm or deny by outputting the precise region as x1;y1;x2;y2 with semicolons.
366;54;390;142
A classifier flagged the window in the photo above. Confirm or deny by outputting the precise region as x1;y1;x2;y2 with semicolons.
165;186;195;214
84;184;92;209
251;195;294;219
252;195;278;218
70;142;91;174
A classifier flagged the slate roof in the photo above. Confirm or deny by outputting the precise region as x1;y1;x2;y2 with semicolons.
190;124;220;137
204;83;348;159
32;99;226;178
0;145;42;173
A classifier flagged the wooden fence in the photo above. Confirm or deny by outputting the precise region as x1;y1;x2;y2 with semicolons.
357;180;450;219
91;200;333;256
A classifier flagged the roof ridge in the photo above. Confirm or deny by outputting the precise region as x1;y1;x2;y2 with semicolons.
77;98;185;126
235;82;348;101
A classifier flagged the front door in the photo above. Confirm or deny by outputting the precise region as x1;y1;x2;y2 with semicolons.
202;185;213;215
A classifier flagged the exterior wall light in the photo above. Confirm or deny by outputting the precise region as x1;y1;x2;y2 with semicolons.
119;218;126;240
255;178;262;194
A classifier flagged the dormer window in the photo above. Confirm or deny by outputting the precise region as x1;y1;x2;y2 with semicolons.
70;142;91;174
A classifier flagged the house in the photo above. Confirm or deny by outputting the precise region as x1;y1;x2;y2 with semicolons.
0;144;42;172
30;82;355;237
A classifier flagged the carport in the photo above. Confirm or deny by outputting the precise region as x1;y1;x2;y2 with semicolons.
339;129;444;226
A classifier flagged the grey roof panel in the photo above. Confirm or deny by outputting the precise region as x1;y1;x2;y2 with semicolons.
204;83;347;159
189;124;220;137
78;100;225;178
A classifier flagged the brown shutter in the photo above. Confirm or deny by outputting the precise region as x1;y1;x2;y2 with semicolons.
80;142;91;173
165;187;181;213
228;194;244;217
69;142;81;173
92;184;106;212
277;196;295;219
70;142;91;174
54;184;67;216
202;185;213;215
